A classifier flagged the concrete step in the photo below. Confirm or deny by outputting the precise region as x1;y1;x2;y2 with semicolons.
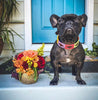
0;73;98;100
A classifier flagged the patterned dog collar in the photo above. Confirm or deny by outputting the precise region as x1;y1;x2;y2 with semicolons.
57;35;79;49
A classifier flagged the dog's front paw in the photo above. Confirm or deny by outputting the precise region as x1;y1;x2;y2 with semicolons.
77;79;86;85
50;79;58;85
72;72;76;76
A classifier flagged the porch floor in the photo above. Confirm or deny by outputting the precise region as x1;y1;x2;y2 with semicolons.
0;73;98;100
0;73;98;87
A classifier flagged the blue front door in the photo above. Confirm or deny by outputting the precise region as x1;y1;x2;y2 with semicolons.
31;0;85;43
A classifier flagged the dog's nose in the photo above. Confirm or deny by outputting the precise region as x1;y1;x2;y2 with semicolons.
67;29;72;33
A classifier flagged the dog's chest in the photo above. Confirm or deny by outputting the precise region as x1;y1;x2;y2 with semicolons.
58;49;76;64
66;58;71;63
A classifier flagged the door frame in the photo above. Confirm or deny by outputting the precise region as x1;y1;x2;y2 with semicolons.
24;0;94;51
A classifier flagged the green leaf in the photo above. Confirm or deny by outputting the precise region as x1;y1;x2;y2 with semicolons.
7;29;15;45
34;68;37;81
0;0;21;52
1;36;4;42
18;72;22;81
9;41;16;52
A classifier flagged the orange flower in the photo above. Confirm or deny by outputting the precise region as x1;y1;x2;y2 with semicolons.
13;59;23;68
16;68;21;73
16;66;26;73
23;50;38;58
26;68;31;71
33;56;39;63
21;56;26;61
26;68;34;76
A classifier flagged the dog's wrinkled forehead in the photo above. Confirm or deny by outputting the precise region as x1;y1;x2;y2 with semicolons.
61;14;77;20
50;14;87;28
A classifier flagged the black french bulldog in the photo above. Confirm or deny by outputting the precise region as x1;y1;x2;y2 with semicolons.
50;14;87;85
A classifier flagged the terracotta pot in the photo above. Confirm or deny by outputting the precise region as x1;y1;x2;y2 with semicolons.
0;37;4;55
21;73;38;84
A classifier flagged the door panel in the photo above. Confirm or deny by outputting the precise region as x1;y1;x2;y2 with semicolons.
74;0;85;42
64;0;74;14
31;0;85;43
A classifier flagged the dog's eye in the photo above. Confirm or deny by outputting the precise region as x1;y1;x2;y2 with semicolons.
58;19;64;24
74;22;79;26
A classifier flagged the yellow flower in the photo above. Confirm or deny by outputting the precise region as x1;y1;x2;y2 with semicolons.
25;56;33;61
25;57;33;67
37;43;45;56
34;63;38;68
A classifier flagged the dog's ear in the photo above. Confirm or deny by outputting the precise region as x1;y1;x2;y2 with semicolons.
50;14;60;28
79;14;87;27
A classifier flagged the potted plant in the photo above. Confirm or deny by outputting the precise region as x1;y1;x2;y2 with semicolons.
0;0;22;55
12;44;45;84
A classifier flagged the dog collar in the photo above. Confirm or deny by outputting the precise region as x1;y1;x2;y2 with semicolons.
57;35;79;49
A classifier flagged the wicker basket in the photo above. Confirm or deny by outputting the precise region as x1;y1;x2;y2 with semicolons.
21;73;38;84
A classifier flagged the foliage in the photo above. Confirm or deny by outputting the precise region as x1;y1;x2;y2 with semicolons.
0;0;22;52
84;42;98;57
0;0;18;22
37;43;45;56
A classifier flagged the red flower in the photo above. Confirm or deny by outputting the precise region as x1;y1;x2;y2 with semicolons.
22;61;28;70
17;53;23;60
37;56;45;69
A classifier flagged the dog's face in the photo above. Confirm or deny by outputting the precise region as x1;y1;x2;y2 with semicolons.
50;14;87;40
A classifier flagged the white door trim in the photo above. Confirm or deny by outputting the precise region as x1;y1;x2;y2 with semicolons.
24;0;94;51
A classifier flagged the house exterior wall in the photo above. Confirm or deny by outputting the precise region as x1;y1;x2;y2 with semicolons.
1;0;25;57
1;0;97;57
94;0;98;45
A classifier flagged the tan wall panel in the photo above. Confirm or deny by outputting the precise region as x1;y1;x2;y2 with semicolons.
10;1;24;22
9;24;25;35
3;35;24;50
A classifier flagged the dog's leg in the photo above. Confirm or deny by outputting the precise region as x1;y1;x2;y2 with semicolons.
50;60;59;85
76;62;86;85
72;65;77;76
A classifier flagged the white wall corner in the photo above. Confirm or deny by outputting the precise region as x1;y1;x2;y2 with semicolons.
24;0;32;50
84;0;94;50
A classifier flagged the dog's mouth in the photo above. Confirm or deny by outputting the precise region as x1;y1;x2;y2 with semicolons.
64;34;75;42
63;29;75;39
60;30;78;42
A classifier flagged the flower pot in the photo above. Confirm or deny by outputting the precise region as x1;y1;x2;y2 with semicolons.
21;73;38;84
0;38;4;55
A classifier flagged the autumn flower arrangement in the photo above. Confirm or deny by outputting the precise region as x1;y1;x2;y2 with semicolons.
12;44;45;84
